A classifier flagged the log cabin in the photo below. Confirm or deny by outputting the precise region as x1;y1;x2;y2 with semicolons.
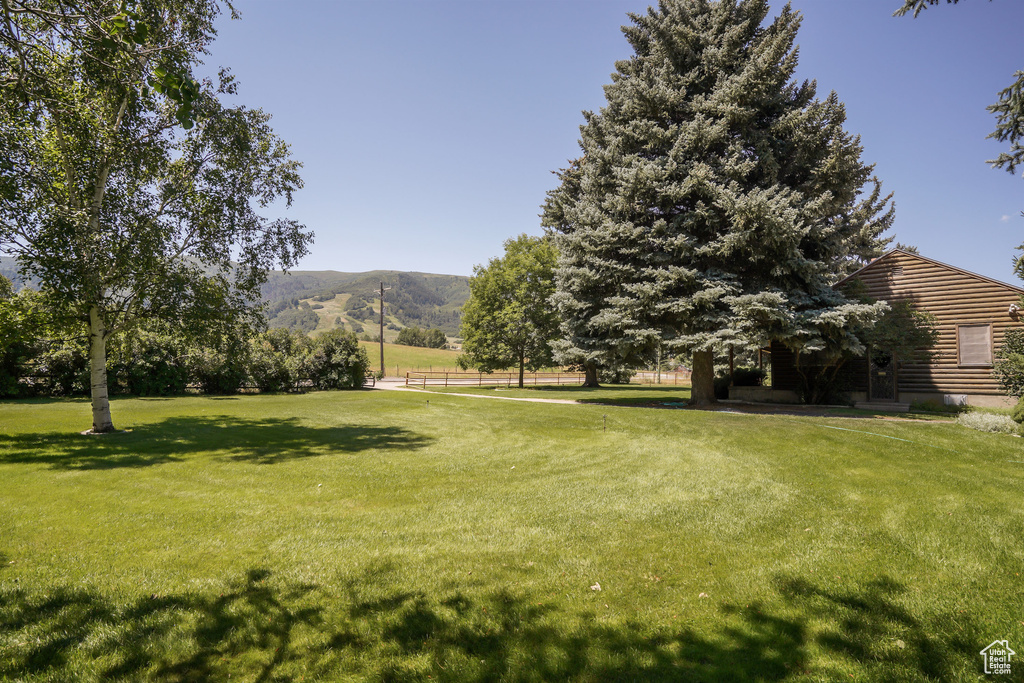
763;249;1023;408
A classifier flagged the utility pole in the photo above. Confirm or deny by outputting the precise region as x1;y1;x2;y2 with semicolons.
378;281;391;376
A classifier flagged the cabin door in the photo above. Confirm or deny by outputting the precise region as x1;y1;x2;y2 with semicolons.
868;349;897;402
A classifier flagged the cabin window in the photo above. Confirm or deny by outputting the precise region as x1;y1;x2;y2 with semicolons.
957;324;992;367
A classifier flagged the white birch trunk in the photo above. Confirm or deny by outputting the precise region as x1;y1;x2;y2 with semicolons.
88;305;115;433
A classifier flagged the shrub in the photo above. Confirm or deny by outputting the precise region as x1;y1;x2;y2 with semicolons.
302;329;370;390
395;326;448;349
909;400;968;415
189;347;246;394
955;411;1019;435
993;327;1024;398
732;366;766;387
1012;397;1024;425
599;366;635;384
37;340;89;396
247;329;308;393
109;330;189;396
0;295;45;397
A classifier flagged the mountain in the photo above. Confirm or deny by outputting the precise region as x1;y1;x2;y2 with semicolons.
0;256;39;289
1;257;471;339
261;269;470;338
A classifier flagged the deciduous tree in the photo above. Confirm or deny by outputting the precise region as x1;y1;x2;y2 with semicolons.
542;0;892;403
459;234;559;388
0;0;311;431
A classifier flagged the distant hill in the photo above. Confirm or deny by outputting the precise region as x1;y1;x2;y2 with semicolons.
0;256;38;289
1;256;471;339
261;269;470;338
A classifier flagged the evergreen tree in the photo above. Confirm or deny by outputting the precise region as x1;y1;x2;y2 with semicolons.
459;235;559;388
542;0;893;402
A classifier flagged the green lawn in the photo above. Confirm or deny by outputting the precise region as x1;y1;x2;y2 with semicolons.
362;341;463;376
1;391;1023;681
417;383;695;407
416;384;961;421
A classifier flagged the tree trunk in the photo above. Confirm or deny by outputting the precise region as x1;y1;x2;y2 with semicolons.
518;353;525;388
88;305;115;433
690;350;716;405
582;361;600;388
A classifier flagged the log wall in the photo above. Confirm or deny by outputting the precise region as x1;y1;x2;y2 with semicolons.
843;251;1023;397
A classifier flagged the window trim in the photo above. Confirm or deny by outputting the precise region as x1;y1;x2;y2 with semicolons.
956;323;994;368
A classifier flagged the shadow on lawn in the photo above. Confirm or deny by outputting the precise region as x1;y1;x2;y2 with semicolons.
0;569;979;681
0;416;433;470
483;384;693;407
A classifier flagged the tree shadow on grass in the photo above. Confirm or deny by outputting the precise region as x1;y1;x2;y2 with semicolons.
475;384;694;407
775;575;980;680
0;416;433;470
0;568;980;681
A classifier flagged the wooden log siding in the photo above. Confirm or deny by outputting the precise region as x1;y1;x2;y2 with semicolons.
837;250;1024;397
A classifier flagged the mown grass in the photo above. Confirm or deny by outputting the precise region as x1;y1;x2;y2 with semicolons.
417;383;695;407
1;391;1023;681
360;341;463;376
417;384;963;421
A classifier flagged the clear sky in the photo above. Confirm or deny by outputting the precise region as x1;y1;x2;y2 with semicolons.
200;0;1024;284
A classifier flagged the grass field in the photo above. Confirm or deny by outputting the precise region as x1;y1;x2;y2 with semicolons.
415;384;965;420
362;341;463;376
1;390;1023;681
416;383;694;406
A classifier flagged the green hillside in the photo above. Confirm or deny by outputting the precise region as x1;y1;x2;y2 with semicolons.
1;257;471;339
262;269;470;338
0;255;38;289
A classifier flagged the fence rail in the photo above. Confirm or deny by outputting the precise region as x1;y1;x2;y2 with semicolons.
633;370;692;385
406;371;586;388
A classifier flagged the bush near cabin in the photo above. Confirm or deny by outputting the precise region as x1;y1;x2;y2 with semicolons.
994;328;1024;398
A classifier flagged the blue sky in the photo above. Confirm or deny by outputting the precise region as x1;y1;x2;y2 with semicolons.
201;0;1024;284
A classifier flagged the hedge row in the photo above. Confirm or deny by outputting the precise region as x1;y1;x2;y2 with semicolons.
1;326;370;398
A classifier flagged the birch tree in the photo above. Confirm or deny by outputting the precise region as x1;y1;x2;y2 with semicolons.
0;0;311;432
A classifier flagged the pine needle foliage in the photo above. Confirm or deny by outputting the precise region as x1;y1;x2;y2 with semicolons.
542;0;893;400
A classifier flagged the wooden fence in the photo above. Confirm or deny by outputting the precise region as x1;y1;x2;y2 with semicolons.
633;370;692;385
405;371;586;388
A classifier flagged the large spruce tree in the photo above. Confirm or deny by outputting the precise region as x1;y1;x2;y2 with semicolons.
542;0;893;402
